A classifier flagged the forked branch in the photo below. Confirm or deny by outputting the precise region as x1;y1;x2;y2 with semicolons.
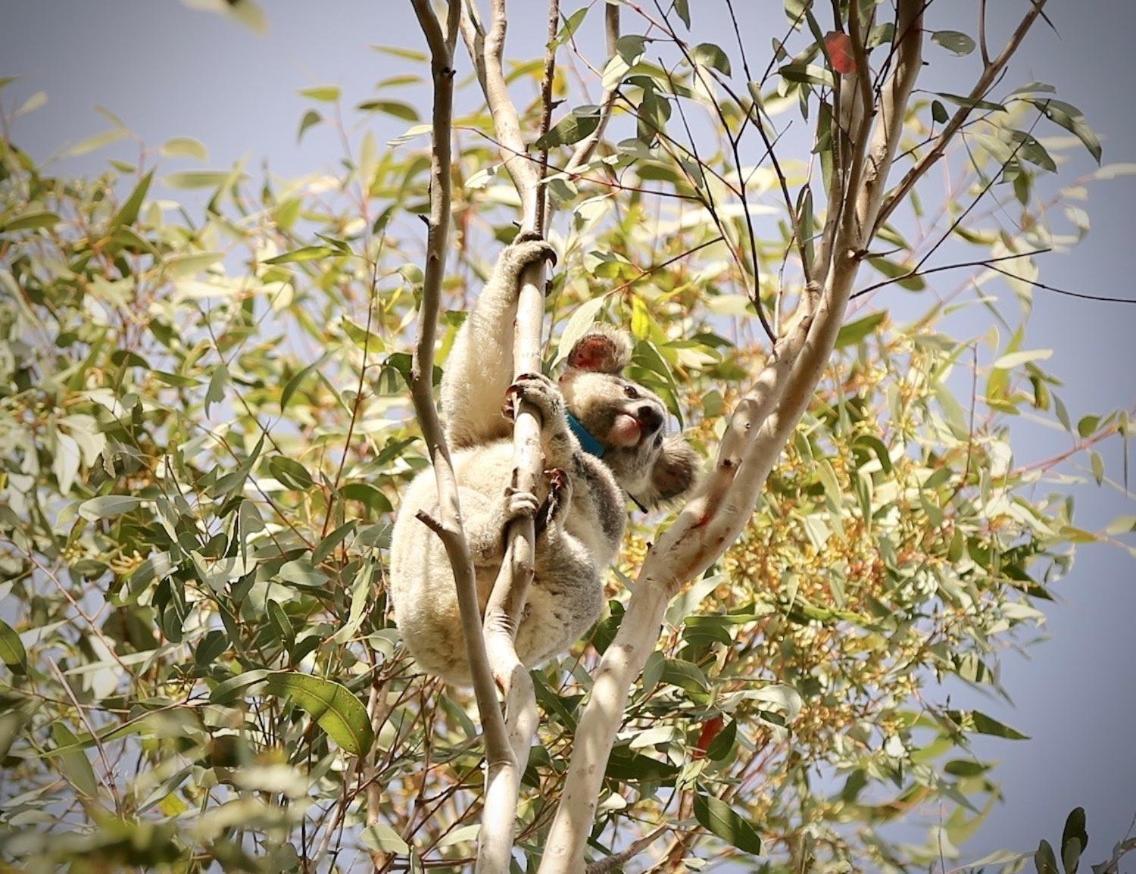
536;3;926;869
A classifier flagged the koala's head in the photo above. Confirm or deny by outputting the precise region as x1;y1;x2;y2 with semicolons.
559;326;700;509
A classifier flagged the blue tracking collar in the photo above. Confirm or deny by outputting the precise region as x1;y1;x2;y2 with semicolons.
567;413;606;458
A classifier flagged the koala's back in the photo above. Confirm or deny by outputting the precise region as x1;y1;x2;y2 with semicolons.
389;441;624;684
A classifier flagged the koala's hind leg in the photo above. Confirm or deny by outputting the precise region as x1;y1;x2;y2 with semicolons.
442;234;557;449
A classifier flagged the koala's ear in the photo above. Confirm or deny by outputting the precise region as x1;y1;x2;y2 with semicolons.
566;327;633;374
643;436;700;508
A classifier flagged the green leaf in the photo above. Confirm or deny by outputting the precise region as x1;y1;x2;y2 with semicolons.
299;85;341;102
943;759;991;778
52;724;97;796
1090;450;1104;486
110;170;153;229
152;370;200;388
165;251;223;279
339;482;394;513
160;137;208;160
267;600;294;647
371;44;428;63
534;104;602;149
674;0;690;27
210;669;273;704
852;434;893;474
661;658;708;694
79;495;143;521
836;312;886;348
932;31;976;55
313;521;357;565
1061;806;1087;873
555;8;588;47
376;74;421;89
867;256;925;291
205;364;228;416
62;128;128;157
268;456;314;490
166;170;238;189
693;793;763;854
936;92;1004;112
705;718;737;761
778;62;834;88
949;709;1030;740
993;349;1052;369
297;109;322;142
1024;97;1101;163
1010;130;1057;172
1036;839;1060;874
15;91;47;117
361;823;409;853
1077;414;1101;438
356;100;419;122
605;748;679;784
264;672;374;755
331;560;373;645
932;99;949;124
281;357;325;411
1;210;60;233
692;43;731;76
1105;515;1136;535
263;245;336;265
0;619;27;675
554;296;608;364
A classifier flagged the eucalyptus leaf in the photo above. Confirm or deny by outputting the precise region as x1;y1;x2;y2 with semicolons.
264;672;374;755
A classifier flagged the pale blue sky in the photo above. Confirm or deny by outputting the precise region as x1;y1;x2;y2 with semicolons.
3;0;1134;864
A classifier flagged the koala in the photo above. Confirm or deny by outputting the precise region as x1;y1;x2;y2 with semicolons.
389;233;699;685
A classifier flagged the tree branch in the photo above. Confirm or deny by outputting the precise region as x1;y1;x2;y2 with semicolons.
872;0;1048;234
460;0;541;228
460;1;560;868
536;3;926;869
407;2;520;871
565;2;620;172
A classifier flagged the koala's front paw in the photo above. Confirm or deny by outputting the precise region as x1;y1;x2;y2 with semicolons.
504;373;566;429
504;487;541;522
505;232;558;273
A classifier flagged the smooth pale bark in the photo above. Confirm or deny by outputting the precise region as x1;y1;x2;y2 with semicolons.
410;0;1049;869
536;3;926;869
459;1;557;868
407;2;524;871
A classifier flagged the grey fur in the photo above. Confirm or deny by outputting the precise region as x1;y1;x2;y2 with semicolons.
389;233;699;685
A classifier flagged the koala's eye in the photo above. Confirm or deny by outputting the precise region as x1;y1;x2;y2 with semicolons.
624;385;640;400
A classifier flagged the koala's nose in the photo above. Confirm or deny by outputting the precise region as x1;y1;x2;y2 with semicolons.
637;404;664;434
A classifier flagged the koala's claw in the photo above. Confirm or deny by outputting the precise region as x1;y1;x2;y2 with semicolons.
536;467;572;536
546;467;569;493
505;372;565;425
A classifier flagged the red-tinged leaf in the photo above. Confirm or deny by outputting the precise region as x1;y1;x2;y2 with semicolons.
824;31;857;75
694;714;725;759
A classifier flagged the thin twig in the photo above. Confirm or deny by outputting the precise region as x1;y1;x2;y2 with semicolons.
986;264;1136;305
850;247;1052;298
566;3;621;172
534;0;561;234
873;0;1049;234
